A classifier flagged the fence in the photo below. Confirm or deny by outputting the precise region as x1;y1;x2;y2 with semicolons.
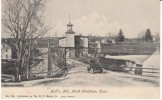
102;64;160;77
20;61;75;81
1;74;15;82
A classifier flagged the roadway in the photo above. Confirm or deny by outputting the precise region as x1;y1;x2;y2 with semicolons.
31;59;159;87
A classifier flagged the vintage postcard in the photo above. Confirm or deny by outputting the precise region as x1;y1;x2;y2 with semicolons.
1;0;160;99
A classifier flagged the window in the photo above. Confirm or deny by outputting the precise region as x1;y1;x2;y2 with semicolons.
6;55;8;58
3;44;5;47
6;48;8;52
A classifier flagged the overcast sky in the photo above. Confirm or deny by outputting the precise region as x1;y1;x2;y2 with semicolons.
43;0;159;38
2;0;160;38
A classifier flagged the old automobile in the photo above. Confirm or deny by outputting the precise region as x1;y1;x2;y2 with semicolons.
87;59;103;74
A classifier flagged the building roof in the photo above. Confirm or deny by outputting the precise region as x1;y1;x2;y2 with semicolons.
105;55;150;64
58;35;88;39
58;37;66;40
2;38;17;43
35;37;59;48
1;37;59;50
67;22;73;26
65;30;75;34
75;35;88;38
1;40;17;59
143;51;160;68
2;40;17;50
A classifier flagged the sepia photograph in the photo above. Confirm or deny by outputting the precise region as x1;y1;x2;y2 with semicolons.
1;0;160;99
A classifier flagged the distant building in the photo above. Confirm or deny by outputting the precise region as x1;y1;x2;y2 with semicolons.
1;40;17;60
100;38;107;44
95;40;101;48
100;38;116;44
143;51;160;69
143;44;160;68
142;50;160;76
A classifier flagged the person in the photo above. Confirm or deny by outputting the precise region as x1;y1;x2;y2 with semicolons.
135;64;142;75
125;60;131;73
131;61;136;74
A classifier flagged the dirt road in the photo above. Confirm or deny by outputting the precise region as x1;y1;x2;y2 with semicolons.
33;59;159;87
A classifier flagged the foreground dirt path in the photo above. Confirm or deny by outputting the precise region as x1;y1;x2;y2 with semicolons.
33;59;159;87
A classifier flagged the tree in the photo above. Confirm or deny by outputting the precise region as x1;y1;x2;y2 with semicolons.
155;32;160;43
145;29;152;42
138;30;146;42
116;29;125;43
2;0;48;81
105;32;111;38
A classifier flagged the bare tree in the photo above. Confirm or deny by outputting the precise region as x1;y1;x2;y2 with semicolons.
2;0;48;81
138;30;146;42
105;32;112;38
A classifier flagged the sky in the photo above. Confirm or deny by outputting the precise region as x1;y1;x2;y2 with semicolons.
2;0;160;38
44;0;160;38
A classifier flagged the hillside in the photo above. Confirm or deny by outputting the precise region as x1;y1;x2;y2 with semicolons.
101;42;157;55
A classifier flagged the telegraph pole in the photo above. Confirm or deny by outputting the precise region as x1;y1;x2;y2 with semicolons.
48;38;51;76
64;48;67;70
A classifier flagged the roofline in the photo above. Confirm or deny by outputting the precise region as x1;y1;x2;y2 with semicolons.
75;35;88;38
1;42;17;51
65;31;75;34
58;37;66;40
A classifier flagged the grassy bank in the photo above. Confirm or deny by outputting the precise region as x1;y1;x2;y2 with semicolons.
101;42;157;55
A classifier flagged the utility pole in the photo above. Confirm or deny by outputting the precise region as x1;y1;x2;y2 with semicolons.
32;34;35;63
48;38;51;76
64;48;67;70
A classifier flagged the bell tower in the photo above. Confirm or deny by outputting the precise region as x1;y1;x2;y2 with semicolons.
67;14;73;32
65;14;75;47
67;22;73;31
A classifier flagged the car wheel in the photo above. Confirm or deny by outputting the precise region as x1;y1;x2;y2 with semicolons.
100;68;103;73
87;67;90;72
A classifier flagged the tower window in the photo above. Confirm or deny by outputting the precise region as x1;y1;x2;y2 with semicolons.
68;27;71;31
